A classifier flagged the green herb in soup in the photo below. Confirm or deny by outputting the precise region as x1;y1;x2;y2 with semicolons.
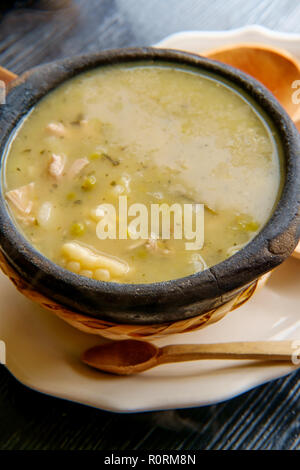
4;64;281;283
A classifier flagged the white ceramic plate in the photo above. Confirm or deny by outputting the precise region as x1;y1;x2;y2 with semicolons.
155;24;300;61
1;26;300;412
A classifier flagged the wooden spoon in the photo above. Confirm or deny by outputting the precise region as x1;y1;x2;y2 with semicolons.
293;241;300;260
204;43;300;121
0;66;17;86
82;339;298;375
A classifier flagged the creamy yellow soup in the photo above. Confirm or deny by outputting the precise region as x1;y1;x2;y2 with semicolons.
4;64;282;283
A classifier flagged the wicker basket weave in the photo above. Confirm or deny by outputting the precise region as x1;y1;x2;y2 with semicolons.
0;249;269;340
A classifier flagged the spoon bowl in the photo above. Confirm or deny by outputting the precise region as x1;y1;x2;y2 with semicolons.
82;340;160;375
204;43;300;121
293;241;300;260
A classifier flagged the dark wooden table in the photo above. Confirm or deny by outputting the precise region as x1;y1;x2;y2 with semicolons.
0;0;299;451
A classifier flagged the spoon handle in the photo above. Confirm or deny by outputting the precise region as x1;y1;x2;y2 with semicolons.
0;66;17;86
159;341;298;364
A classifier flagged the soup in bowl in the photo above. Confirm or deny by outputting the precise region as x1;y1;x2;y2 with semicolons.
0;48;299;338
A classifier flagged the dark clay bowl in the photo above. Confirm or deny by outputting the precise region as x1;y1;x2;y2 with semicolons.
0;48;300;326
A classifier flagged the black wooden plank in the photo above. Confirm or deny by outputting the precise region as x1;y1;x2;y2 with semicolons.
0;366;299;450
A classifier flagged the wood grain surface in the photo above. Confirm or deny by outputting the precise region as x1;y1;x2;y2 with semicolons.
0;0;299;451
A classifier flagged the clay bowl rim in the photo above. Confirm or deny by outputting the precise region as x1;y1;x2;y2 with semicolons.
0;47;299;324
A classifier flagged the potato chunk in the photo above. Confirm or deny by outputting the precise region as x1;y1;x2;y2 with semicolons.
37;201;53;228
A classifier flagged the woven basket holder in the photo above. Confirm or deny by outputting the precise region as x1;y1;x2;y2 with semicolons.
0;250;269;340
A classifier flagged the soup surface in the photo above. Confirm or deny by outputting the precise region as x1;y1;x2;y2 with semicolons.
4;63;282;283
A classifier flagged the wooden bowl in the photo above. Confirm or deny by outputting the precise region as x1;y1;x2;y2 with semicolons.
0;48;299;339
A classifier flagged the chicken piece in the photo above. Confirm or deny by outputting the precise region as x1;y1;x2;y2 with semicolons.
145;237;171;255
68;158;89;179
145;236;158;252
6;182;35;225
6;182;35;215
128;235;171;255
48;153;66;179
190;253;208;272
46;122;67;137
